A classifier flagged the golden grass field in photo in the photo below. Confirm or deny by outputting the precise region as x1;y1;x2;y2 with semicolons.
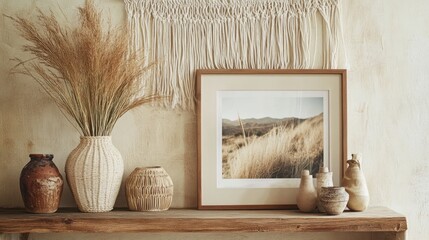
222;113;323;179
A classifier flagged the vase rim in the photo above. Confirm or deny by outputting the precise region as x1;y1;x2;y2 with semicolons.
29;154;53;159
136;166;162;170
321;186;344;190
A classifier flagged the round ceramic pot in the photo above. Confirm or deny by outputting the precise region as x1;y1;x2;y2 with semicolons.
319;186;349;215
20;154;63;213
125;166;173;211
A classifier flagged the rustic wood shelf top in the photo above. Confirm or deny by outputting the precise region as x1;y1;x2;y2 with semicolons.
0;206;406;234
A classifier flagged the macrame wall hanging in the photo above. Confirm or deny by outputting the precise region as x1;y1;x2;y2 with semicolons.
124;0;346;111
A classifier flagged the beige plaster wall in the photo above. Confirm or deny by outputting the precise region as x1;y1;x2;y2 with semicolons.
0;0;428;239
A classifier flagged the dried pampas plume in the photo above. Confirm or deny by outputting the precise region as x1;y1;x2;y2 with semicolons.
10;0;160;136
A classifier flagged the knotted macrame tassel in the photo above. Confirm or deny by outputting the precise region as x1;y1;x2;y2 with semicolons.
124;0;346;111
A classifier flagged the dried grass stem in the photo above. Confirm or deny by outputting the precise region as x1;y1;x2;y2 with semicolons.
10;1;159;136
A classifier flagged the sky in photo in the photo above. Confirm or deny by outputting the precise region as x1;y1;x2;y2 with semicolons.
220;91;325;120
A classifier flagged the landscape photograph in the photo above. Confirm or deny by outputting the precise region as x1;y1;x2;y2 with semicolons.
220;91;327;179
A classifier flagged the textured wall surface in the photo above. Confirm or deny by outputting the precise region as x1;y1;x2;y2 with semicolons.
1;0;428;239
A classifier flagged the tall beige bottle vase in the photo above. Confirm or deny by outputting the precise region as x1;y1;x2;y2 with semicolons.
65;136;124;213
296;170;317;213
126;166;174;211
316;167;333;212
342;154;370;211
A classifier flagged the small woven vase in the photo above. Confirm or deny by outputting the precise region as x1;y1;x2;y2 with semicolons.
126;166;173;211
65;136;124;213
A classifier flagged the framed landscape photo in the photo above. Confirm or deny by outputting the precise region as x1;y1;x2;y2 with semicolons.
196;69;347;209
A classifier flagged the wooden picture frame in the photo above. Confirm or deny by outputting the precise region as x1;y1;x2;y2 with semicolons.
196;69;347;210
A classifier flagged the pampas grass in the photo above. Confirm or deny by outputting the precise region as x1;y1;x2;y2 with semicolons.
226;114;324;179
10;1;159;136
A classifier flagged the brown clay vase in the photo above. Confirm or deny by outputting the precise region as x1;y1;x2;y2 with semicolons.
20;154;64;213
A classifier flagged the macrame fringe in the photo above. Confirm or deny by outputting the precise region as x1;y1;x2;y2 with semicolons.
124;0;346;111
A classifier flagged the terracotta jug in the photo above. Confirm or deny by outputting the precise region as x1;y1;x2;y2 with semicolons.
296;170;317;212
316;166;333;212
342;154;370;211
20;154;64;213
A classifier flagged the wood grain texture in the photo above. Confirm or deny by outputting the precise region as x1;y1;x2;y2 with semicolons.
371;232;406;240
0;207;406;234
23;232;375;240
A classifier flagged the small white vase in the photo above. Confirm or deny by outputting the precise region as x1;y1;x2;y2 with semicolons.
342;154;370;211
125;166;173;211
65;136;124;212
296;170;317;213
316;166;333;212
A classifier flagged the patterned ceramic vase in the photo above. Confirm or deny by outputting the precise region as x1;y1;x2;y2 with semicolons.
319;186;349;215
125;166;173;211
65;136;124;212
20;154;63;213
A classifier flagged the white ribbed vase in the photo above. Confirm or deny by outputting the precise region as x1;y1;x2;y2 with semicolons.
65;136;124;213
125;166;173;211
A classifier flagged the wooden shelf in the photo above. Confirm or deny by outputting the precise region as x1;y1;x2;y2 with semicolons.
0;206;406;234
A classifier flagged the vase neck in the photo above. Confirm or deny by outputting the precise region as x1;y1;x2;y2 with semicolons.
300;175;314;186
80;136;112;140
79;136;113;144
